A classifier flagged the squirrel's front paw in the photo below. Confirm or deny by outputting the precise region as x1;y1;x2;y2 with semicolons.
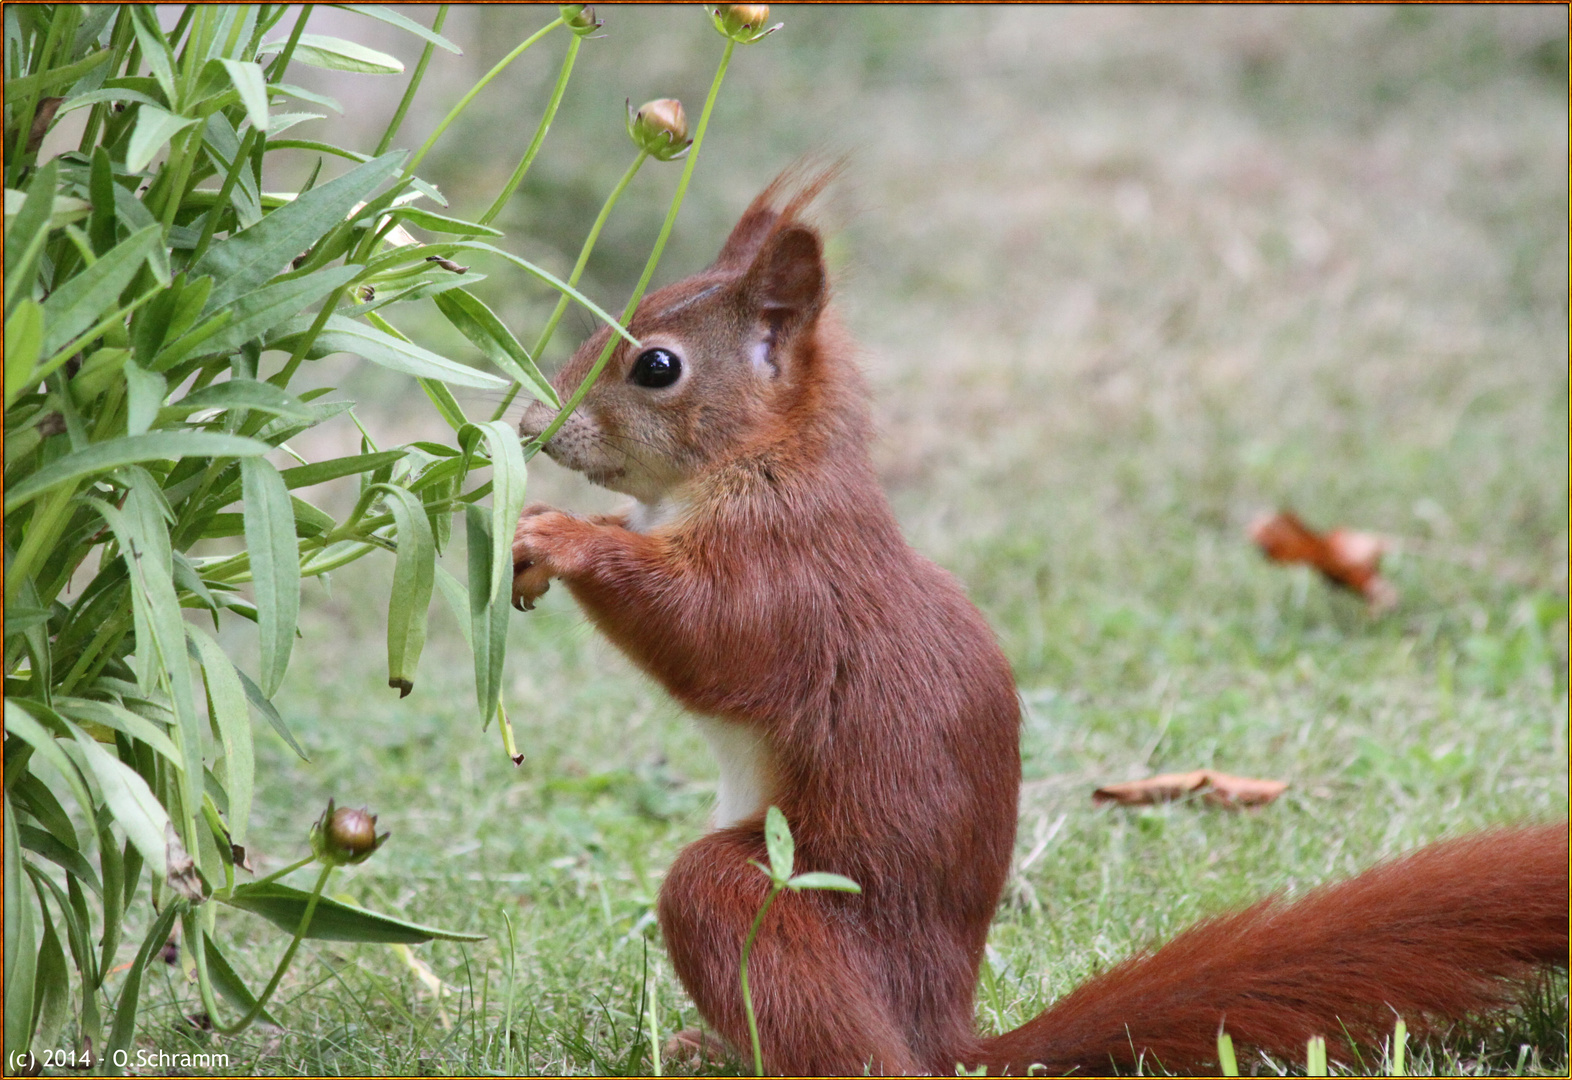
511;505;572;611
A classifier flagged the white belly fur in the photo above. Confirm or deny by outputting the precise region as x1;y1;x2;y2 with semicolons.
692;716;772;830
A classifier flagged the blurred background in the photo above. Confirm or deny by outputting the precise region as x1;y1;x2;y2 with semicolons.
182;7;1567;1070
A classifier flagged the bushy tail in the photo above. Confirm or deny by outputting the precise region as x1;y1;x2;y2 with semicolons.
979;823;1568;1075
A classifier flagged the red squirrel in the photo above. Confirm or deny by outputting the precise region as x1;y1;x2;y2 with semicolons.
510;167;1568;1075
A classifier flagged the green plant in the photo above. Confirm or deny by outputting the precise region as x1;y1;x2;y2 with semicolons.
3;2;759;1068
739;806;861;1077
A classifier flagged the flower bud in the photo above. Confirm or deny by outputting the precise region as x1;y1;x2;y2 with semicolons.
310;799;390;866
708;4;780;44
560;4;602;36
626;98;692;161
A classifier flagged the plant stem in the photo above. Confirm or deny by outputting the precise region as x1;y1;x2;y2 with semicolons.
192;860;333;1035
249;853;316;888
491;149;647;421
401;16;563;183
262;4;312;83
374;5;449;156
475;30;581;228
739;881;781;1077
528;37;736;454
188;126;260;264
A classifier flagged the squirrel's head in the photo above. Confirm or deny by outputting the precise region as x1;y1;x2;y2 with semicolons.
519;164;845;503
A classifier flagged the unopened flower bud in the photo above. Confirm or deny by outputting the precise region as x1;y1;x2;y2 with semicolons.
627;98;692;161
310;799;390;866
708;4;780;44
560;4;601;36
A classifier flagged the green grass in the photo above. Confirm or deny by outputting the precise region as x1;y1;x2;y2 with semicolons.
116;7;1564;1075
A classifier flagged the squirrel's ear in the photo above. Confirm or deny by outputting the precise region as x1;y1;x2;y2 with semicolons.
742;224;825;336
713;202;779;271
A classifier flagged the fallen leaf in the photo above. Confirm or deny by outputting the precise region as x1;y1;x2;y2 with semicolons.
1249;509;1398;612
1093;769;1288;808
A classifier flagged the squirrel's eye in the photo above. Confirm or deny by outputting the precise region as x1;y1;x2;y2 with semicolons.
630;347;681;389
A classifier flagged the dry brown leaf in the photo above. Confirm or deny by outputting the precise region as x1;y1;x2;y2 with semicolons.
1249;509;1398;612
1093;769;1287;808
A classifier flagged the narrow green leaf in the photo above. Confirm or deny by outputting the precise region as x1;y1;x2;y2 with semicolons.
186;626;254;846
85;490;204;836
786;872;861;893
337;5;461;53
240;457;300;697
69;729;171;880
194;263;361;358
18;825;102;898
30;909;70;1051
106;902;181;1061
224;882;486;942
122;359;167;435
192;150;404;314
4;431;269;513
200;933;279;1026
53;697;181;769
234;665;309;761
279;449;404;490
1;46;112;99
391;205;500;236
374;484;436;697
258;33;404;75
217;59;269;132
418;376;467;431
125;106;199;173
5;798;39;1062
469;241;641;347
128;6;177;105
764;805;794;883
278;313;507;389
4;703;100;839
162;378;313;421
464;505;511;727
38;224;161;358
5;298;43;407
4;159;60;314
267;81;343;113
473;420;529;601
433;289;557;407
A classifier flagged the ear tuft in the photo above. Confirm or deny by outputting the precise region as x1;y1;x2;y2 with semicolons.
712;158;844;272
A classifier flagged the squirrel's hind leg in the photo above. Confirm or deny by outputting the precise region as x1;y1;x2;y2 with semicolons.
658;827;922;1076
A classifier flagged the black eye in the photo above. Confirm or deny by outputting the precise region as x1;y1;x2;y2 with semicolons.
629;347;681;389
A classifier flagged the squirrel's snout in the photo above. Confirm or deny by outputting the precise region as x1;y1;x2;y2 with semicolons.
517;399;556;443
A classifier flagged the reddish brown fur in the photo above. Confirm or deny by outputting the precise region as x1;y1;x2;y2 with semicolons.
512;168;1569;1075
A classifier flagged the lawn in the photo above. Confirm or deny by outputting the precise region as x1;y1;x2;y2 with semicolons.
123;6;1565;1075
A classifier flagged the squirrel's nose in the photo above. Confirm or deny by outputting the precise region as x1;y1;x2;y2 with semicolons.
517;400;556;443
